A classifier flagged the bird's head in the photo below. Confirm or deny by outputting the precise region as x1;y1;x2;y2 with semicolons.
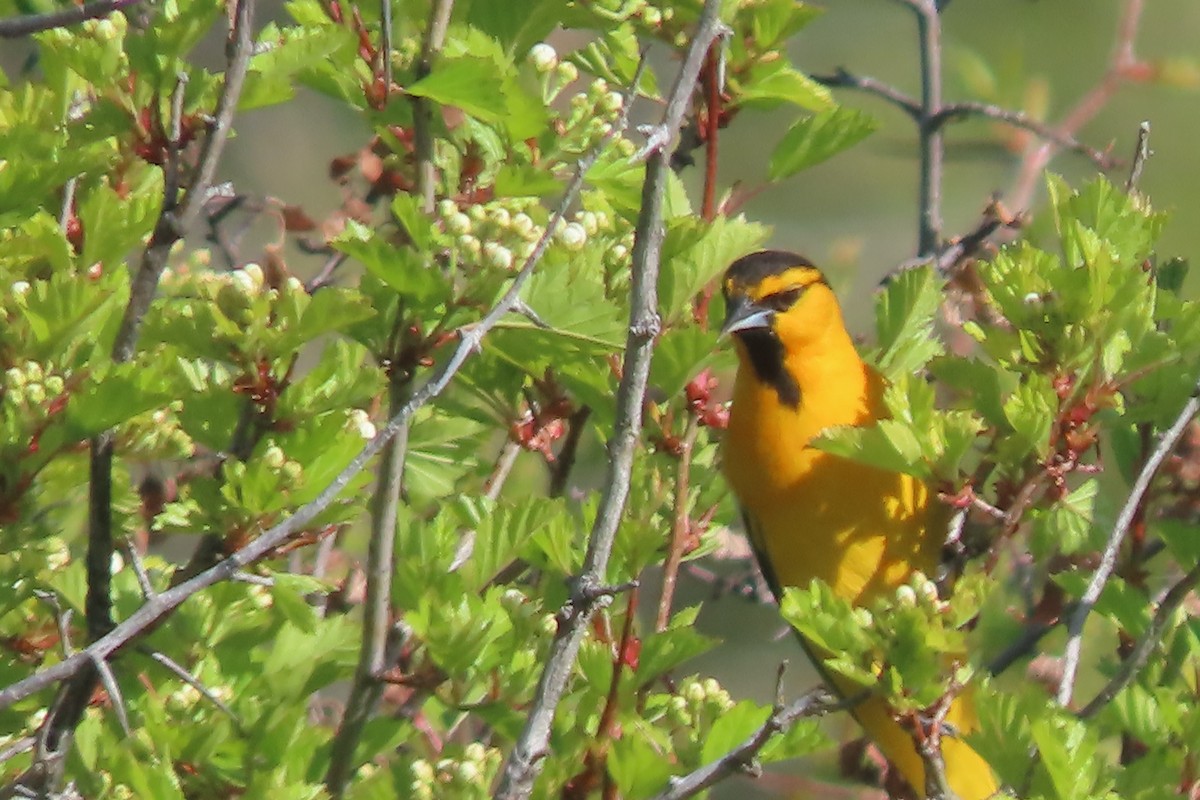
720;250;841;351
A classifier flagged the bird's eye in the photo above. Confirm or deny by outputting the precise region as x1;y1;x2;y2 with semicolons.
763;287;803;311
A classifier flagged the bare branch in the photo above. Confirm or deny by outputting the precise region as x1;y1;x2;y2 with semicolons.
494;6;723;796
1057;375;1200;707
138;647;241;728
909;0;944;256
484;440;522;501
413;0;455;213
648;685;836;800
0;0;140;38
325;385;410;798
633;13;727;162
1078;560;1200;719
930;101;1117;172
812;68;922;119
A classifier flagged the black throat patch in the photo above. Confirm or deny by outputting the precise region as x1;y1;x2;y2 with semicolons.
739;328;800;408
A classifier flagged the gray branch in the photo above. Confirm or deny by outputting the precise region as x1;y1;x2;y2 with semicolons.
492;3;723;797
1057;375;1200;706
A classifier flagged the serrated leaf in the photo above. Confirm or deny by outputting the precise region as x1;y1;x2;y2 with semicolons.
768;106;877;181
407;55;508;122
874;266;945;378
738;62;831;112
331;221;449;303
700;701;771;763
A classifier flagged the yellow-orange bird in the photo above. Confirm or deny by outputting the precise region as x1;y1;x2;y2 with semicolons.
720;250;996;799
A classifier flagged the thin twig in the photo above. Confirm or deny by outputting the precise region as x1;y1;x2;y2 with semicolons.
0;59;606;717
380;0;393;106
1057;374;1200;706
1077;560;1200;719
484;440;522;501
163;72;190;210
58;178;77;232
1008;0;1146;210
494;7;721;796
648;678;835;800
0;738;35;767
33;591;75;658
548;406;591;498
0;0;140;37
930;102;1116;172
656;415;700;631
812;68;922;119
325;383;410;798
1124;120;1151;192
633;14;727;164
138;647;241;728
915;686;959;800
122;536;156;601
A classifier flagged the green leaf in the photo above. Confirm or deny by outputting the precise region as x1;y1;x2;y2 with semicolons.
407;55;508;123
649;327;720;400
270;573;323;633
698;701;770;764
608;730;675;799
66;365;173;436
874;266;945;378
331;221;450;303
767;106;877;181
738;61;831;112
659;216;769;324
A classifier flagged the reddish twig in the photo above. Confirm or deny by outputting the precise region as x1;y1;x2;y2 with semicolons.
1008;0;1148;210
656;415;700;631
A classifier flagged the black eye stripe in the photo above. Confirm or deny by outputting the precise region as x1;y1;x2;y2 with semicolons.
763;286;804;311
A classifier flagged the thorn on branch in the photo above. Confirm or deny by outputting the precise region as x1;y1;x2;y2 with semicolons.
87;653;129;736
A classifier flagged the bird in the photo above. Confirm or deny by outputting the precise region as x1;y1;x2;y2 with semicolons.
719;250;997;799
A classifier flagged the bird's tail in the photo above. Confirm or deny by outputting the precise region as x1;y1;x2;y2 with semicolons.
825;668;997;800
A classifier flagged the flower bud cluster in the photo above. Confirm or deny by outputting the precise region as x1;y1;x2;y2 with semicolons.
586;0;673;26
436;198;545;272
119;400;194;460
560;77;629;154
666;676;734;728
3;361;64;413
407;744;501;800
260;442;304;484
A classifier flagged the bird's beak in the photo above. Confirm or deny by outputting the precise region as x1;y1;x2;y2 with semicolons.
720;295;773;338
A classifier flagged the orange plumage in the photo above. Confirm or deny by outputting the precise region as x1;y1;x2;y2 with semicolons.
720;250;996;799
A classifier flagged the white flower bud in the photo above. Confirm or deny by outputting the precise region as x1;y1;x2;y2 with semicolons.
556;61;578;84
485;243;514;270
263;445;286;469
895;584;917;608
558;222;587;251
511;213;535;237
600;91;624;114
446;212;472;234
529;43;558;73
349;409;376;439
